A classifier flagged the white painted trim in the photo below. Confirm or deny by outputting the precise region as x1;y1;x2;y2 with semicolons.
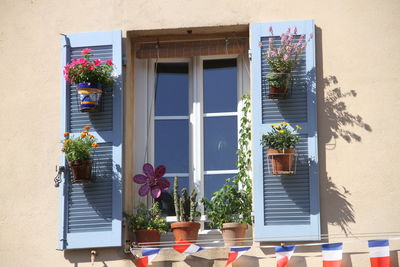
203;112;238;117
204;170;238;175
164;173;190;177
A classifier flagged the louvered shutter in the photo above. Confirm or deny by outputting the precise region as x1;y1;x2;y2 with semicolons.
250;20;320;241
58;30;123;249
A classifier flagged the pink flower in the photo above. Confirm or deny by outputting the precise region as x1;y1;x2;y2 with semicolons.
309;33;314;39
133;163;170;198
286;27;291;34
94;59;102;66
288;34;293;42
293;27;298;35
269;37;274;44
105;59;113;65
77;58;87;64
258;41;263;48
277;48;282;55
81;48;92;55
269;26;273;35
88;65;94;70
280;34;286;43
283;54;289;61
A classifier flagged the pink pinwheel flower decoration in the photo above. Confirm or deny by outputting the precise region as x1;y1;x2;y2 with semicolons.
133;163;170;198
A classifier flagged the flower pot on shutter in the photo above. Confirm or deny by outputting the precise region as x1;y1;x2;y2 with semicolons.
267;148;297;175
68;159;93;183
77;82;103;112
267;72;291;99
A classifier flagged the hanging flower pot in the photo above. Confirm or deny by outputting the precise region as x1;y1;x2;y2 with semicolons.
68;159;93;183
267;72;291;99
267;148;297;175
61;126;99;183
63;48;115;113
76;82;103;112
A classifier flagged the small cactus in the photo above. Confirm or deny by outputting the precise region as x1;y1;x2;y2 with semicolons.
173;176;199;222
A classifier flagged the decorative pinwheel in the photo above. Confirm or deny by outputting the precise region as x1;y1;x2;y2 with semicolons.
133;163;170;198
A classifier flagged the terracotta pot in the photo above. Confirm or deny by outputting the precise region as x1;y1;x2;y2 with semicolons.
76;82;103;112
68;160;93;183
221;223;247;246
171;222;200;242
267;148;296;175
135;229;161;247
267;72;291;99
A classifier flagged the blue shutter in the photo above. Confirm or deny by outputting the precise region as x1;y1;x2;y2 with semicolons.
58;30;123;249
250;20;320;241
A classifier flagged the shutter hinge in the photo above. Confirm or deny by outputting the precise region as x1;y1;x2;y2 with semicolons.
54;166;66;187
248;49;252;61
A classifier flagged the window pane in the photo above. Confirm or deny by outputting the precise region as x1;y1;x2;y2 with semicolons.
203;59;237;113
204;174;234;201
155;176;189;216
204;116;237;170
155;120;188;173
155;63;189;116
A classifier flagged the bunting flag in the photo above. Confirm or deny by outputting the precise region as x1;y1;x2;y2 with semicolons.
137;248;161;267
322;243;343;267
368;240;391;267
226;247;251;266
173;241;204;256
275;245;296;267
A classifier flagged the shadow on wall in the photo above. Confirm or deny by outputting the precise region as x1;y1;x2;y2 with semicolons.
322;76;372;148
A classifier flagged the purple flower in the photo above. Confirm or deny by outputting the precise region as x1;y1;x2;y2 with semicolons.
133;163;170;198
293;27;298;35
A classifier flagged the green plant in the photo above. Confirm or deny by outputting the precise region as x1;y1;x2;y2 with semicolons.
266;72;291;88
123;202;170;233
61;126;98;162
173;177;200;222
260;122;301;150
63;48;115;87
201;94;253;229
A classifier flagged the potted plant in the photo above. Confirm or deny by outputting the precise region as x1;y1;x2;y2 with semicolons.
261;122;301;175
171;177;201;243
63;48;115;112
264;26;313;99
201;94;252;246
61;126;99;183
123;202;169;247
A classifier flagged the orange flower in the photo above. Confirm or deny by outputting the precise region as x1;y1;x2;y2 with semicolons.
80;132;87;138
83;130;88;134
84;126;91;130
64;139;71;144
64;132;70;137
61;148;66;152
91;143;98;148
88;134;94;138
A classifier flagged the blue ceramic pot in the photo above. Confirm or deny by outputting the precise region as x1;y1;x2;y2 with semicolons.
76;82;103;112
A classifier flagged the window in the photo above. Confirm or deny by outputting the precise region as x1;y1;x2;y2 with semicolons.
135;55;249;228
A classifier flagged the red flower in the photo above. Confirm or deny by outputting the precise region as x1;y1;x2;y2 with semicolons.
94;59;102;66
133;163;170;198
81;48;93;55
105;59;113;65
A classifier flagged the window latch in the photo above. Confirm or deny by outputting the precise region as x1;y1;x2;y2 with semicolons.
54;165;66;187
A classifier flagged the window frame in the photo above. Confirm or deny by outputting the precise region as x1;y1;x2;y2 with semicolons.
133;52;250;233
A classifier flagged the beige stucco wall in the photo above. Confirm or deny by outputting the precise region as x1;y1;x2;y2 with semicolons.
1;0;400;266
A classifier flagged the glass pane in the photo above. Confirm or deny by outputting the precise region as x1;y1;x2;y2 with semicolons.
155;63;189;116
155;120;188;173
204;116;237;170
155;176;189;217
203;59;237;113
204;174;234;201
